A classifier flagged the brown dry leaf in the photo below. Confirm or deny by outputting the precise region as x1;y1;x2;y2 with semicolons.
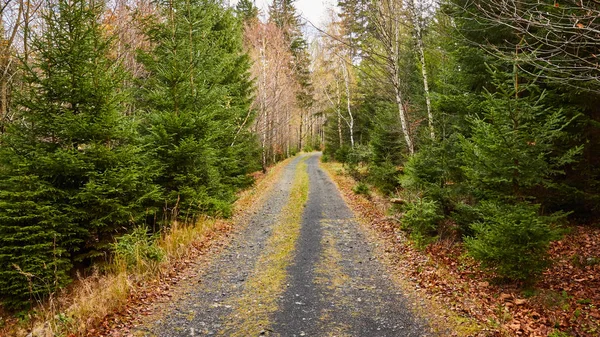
515;299;527;306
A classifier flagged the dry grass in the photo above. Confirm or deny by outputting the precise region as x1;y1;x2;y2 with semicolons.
1;158;295;337
60;269;131;334
158;218;220;262
314;220;353;335
20;218;227;337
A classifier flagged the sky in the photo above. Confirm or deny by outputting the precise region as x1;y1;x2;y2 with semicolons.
232;0;338;35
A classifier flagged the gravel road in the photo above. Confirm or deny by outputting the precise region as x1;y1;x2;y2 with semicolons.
131;153;430;337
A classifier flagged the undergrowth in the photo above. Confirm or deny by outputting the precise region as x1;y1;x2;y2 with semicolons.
2;157;293;337
20;217;222;336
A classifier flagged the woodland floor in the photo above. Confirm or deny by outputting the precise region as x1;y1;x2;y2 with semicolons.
107;153;432;337
320;162;600;337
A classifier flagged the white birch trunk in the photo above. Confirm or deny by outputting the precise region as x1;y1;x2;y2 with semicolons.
341;60;355;148
390;0;415;154
260;34;268;171
411;0;435;140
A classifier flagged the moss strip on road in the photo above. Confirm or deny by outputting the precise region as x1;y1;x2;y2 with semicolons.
315;219;352;336
224;158;309;336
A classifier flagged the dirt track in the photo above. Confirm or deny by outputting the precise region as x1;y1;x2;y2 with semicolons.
131;153;430;336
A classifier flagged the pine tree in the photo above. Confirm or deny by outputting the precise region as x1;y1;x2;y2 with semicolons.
137;0;258;219
0;0;158;308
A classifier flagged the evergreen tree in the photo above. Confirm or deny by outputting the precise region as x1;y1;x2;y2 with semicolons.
236;0;259;22
337;0;370;61
456;70;579;281
0;0;158;308
269;0;300;35
443;0;600;217
460;73;581;202
137;0;258;219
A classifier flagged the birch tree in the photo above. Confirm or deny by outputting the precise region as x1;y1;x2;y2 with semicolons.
244;20;299;169
369;0;415;154
0;0;26;131
314;13;357;149
407;0;435;140
449;0;600;87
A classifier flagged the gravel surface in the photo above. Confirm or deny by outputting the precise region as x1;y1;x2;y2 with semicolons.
132;156;304;337
271;154;429;337
131;153;430;336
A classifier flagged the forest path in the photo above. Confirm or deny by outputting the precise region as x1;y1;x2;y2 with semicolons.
132;153;430;337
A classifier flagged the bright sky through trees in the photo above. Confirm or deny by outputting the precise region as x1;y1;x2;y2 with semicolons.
232;0;336;33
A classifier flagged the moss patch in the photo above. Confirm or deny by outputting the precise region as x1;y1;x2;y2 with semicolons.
223;159;309;336
315;220;350;292
314;220;352;335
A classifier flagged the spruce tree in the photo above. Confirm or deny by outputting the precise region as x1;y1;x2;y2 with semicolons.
458;70;581;281
0;0;158;308
236;0;259;22
444;0;600;217
137;0;258;219
459;71;581;202
337;0;370;61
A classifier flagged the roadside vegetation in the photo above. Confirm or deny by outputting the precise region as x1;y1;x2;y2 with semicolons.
0;154;292;336
0;0;316;334
323;161;600;336
0;0;258;312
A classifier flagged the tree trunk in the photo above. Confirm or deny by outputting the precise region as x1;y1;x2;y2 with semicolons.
413;6;434;140
299;110;303;150
390;1;414;155
394;83;414;154
341;60;354;148
260;33;268;172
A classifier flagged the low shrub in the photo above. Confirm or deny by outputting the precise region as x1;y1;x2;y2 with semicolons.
112;227;164;274
352;182;371;196
401;198;443;246
335;145;351;163
368;161;400;195
347;144;371;167
450;201;483;236
548;330;573;337
399;138;464;202
200;197;233;218
464;201;561;282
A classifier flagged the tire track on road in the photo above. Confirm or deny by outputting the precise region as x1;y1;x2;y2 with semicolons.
272;153;430;337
